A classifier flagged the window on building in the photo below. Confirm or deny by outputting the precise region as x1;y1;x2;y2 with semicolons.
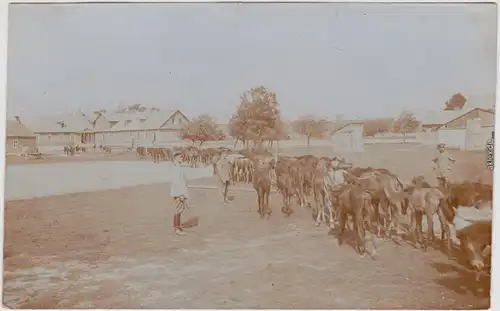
12;140;19;149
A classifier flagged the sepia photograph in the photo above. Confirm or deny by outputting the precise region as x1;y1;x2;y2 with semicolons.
2;2;496;309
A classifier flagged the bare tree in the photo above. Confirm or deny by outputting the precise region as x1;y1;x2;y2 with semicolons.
291;115;329;146
392;111;421;136
363;118;394;137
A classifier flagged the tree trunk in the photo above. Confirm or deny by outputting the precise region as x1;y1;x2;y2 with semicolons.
307;135;311;146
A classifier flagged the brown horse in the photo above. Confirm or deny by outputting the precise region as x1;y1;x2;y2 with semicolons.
337;184;378;257
276;171;296;217
252;155;275;219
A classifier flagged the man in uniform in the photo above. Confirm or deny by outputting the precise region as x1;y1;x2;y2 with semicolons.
432;143;456;188
215;152;232;203
171;152;189;235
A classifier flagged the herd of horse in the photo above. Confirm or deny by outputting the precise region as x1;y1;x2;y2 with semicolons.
63;144;114;155
137;145;493;282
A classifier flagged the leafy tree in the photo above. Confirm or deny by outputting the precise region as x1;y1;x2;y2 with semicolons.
444;93;467;111
391;111;421;135
291;115;329;146
181;114;224;146
229;86;281;147
265;119;290;148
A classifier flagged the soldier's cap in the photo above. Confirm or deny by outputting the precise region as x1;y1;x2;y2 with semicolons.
437;143;446;148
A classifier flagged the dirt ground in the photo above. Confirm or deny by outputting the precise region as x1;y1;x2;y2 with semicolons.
3;185;490;308
3;143;492;308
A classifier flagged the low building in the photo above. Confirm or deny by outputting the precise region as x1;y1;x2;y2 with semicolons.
24;111;97;146
22;109;190;147
95;109;190;146
6;116;37;154
435;108;495;151
330;120;364;153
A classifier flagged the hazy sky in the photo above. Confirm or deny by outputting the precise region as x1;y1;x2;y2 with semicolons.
6;3;497;121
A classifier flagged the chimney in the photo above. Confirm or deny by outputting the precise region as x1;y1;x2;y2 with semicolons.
14;116;21;124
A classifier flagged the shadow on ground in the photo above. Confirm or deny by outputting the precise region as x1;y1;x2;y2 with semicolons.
429;261;491;300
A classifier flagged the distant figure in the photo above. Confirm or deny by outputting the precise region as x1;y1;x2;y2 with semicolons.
215;153;232;203
20;146;30;160
170;152;189;236
432;143;455;188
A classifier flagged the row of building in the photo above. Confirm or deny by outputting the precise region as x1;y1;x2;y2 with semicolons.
5;106;496;154
6;109;191;154
325;107;495;152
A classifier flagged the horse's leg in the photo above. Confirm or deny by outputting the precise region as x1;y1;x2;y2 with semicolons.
379;198;390;240
299;183;305;208
265;187;272;218
281;191;287;215
409;208;418;248
437;208;453;259
338;211;347;246
326;192;335;229
287;193;293;216
257;189;263;217
415;211;424;250
393;202;404;237
313;188;322;226
425;207;435;244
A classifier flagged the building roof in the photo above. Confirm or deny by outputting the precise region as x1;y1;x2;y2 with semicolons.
328;120;364;134
98;109;187;132
414;109;468;126
436;108;495;129
6;120;36;137
24;111;94;133
414;105;495;126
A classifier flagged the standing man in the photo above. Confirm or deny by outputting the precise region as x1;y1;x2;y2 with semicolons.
215;153;232;203
433;143;456;188
171;152;189;236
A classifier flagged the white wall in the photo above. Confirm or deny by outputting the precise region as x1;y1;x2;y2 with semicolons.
438;128;466;150
365;132;418;144
332;124;364;152
416;130;438;146
36;133;81;146
466;124;494;151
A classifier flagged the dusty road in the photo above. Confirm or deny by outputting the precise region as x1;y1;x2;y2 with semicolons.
4;180;490;309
